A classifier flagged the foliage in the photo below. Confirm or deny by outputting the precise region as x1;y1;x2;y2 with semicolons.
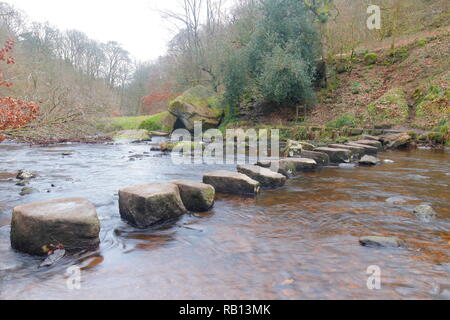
326;114;358;128
0;39;40;142
222;0;319;109
363;53;378;65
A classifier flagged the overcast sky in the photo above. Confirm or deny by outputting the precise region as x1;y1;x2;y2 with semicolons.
5;0;179;61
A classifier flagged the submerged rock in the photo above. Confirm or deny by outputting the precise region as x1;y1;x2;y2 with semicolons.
171;180;215;212
19;186;35;196
386;197;406;205
11;198;100;256
119;183;187;228
359;155;380;166
203;170;260;196
314;147;351;163
359;236;406;248
237;165;286;189
413;204;437;221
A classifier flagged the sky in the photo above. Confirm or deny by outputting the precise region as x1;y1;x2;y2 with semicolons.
5;0;179;61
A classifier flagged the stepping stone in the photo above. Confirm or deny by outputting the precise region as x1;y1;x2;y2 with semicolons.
300;150;330;166
203;170;260;196
171;180;215;212
119;183;187;228
328;144;365;158
353;139;383;150
380;133;412;149
359;236;406;248
346;142;378;155
359;155;380;166
11;198;100;256
361;134;382;141
237;165;286;189
314;147;351;163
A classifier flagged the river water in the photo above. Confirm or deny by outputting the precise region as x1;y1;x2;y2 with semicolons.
0;142;449;299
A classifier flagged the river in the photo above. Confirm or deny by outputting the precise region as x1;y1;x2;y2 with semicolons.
0;142;449;299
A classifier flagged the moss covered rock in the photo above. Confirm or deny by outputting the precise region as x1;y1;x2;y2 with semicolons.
138;112;177;133
168;86;223;131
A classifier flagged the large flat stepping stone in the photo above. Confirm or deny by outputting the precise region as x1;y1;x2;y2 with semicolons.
300;150;330;166
237;165;286;189
314;147;351;163
203;170;260;196
11;198;100;256
353;139;383;150
345;142;378;155
257;158;317;176
119;183;187;228
171;180;215;212
328;144;365;158
361;134;382;141
359;236;406;248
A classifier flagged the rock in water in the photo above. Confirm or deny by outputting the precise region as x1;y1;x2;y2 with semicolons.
11;198;100;256
359;236;406;248
237;165;286;189
300;150;330;166
380;133;412;149
353;139;383;151
359;155;380;166
203;170;260;196
314;147;352;163
413;204;437;221
345;142;378;155
328;144;365;158
170;180;215;212
16;170;35;180
119;183;187;228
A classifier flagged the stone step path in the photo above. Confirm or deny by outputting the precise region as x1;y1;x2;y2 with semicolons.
9;132;415;256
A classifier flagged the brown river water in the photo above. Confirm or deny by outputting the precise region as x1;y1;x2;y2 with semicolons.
0;142;449;299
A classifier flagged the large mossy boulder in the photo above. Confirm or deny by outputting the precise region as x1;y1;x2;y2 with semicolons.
138;112;177;133
11;198;100;256
366;88;409;127
168;86;223;132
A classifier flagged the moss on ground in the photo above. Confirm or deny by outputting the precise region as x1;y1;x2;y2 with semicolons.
366;88;409;127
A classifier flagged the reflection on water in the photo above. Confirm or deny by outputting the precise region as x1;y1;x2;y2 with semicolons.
0;142;449;299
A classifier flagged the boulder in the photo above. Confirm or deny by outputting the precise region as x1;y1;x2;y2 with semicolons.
353;139;383;150
10;198;100;256
380;133;412;149
314;147;351;163
168;86;223;132
237;165;286;189
413;204;437;221
16;170;35;180
280;158;317;173
359;236;406;248
345;142;378;155
203;170;260;196
170;180;215;212
283;140;315;157
119;183;187;228
113;129;151;142
300;150;330;166
359;155;380;166
328;144;365;158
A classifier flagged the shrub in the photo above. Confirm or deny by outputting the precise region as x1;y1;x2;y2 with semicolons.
326;114;358;128
363;53;378;65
